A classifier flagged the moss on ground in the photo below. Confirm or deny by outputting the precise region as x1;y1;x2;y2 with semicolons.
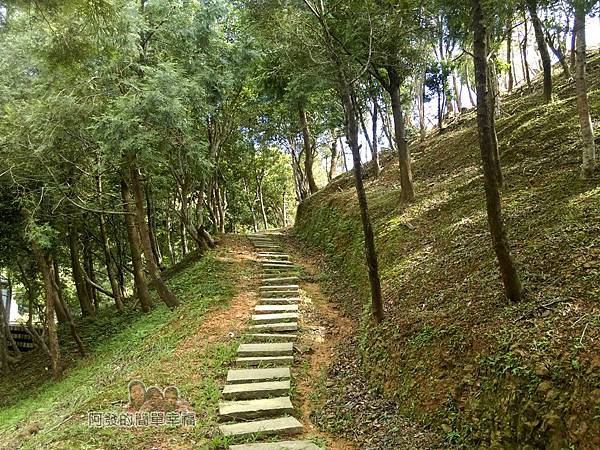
295;55;600;448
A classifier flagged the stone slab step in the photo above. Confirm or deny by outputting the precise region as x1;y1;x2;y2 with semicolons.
255;304;299;314
260;259;293;265
230;441;322;450
246;333;299;341
259;285;300;291
259;297;301;304
250;322;299;332
236;355;294;367
227;367;291;384
262;277;299;285
261;292;300;299
252;313;299;324
219;397;293;420
257;254;289;260
219;416;303;438
262;264;296;270
237;342;293;357
222;380;290;400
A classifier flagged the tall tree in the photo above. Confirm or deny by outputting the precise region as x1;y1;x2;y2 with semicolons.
472;0;523;302
573;0;597;179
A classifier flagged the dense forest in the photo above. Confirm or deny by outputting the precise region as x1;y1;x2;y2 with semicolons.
0;0;598;448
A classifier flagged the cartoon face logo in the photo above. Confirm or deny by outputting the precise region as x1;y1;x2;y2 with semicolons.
127;380;190;413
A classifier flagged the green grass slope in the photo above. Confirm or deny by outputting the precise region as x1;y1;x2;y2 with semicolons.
0;238;250;449
295;56;600;448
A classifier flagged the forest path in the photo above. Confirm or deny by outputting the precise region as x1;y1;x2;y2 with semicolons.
216;233;353;450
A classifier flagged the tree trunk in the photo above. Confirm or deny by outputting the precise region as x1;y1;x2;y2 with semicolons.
527;0;552;102
340;87;384;323
83;239;99;310
570;22;577;71
388;68;415;202
68;228;95;317
574;5;597;179
507;28;514;92
328;138;339;181
522;16;532;87
452;71;462;114
50;256;86;356
127;153;180;308
257;182;268;229
0;296;10;373
472;0;523;302
418;67;427;139
145;184;163;270
32;243;61;378
465;63;476;106
298;102;318;194
97;177;125;312
121;178;153;312
371;96;380;176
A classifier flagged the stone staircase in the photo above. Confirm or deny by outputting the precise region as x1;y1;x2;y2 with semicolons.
218;234;323;450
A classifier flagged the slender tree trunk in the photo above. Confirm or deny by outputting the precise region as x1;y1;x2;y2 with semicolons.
68;228;95;317
257;182;268;229
32;243;61;378
298;102;318;194
329;138;339;181
472;0;523;302
527;0;552;102
340;87;384;323
507;28;514;92
574;5;597;179
372;96;380;176
50;257;85;356
522;16;532;87
465;64;476;106
127;153;180;308
452;70;463;113
418;67;427;139
97;176;125;312
570;22;577;71
83;240;99;310
546;31;571;78
145;184;163;269
388;68;415;202
121;178;152;312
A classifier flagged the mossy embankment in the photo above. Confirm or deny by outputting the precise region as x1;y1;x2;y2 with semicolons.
295;56;600;448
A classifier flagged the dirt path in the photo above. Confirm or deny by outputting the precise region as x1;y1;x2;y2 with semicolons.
277;234;357;450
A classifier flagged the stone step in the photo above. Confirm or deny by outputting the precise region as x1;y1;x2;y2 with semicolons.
252;313;299;324
237;342;293;357
260;285;299;290
250;322;299;332
219;397;294;420
257;253;289;260
255;304;299;314
259;284;300;291
259;297;301;304
246;333;299;341
261;291;300;299
260;259;293;264
236;355;294;367
219;416;303;438
230;441;322;450
222;380;291;400
226;367;291;384
262;264;295;269
262;276;299;285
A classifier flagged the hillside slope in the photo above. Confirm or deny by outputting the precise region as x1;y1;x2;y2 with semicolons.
0;236;256;450
295;55;600;448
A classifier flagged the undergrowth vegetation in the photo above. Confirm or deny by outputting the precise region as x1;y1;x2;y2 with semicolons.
296;56;600;448
0;242;247;449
